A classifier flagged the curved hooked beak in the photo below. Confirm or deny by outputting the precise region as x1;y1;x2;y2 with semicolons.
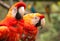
18;6;25;16
40;18;45;29
15;6;25;20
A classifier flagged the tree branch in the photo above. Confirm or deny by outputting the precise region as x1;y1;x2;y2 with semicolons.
0;1;10;9
9;0;13;6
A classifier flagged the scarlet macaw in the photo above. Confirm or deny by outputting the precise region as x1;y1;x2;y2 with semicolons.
22;13;45;41
0;2;26;41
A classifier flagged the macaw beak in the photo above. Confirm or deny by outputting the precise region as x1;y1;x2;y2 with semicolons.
15;6;25;20
18;6;25;16
40;18;45;29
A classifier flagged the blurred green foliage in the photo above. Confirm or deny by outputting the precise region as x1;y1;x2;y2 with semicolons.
0;6;8;20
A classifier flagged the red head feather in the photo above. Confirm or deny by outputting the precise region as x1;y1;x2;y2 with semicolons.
15;2;26;9
39;14;45;20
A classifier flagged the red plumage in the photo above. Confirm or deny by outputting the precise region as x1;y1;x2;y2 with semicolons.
0;1;26;41
39;14;45;20
22;13;45;41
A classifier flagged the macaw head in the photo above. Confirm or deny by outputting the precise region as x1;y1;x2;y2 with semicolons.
7;2;26;20
23;13;45;28
33;13;45;28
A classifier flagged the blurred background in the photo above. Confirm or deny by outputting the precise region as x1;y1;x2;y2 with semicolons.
0;0;60;41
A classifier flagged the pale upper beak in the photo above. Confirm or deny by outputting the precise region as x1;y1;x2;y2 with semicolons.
18;6;25;16
41;18;45;27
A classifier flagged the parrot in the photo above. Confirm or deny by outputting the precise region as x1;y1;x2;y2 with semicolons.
0;2;26;41
21;13;45;41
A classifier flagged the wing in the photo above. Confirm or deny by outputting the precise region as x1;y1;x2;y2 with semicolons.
0;26;9;41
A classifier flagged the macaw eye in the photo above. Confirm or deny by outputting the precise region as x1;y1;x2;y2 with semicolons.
31;16;40;25
35;17;37;19
12;7;17;17
34;16;39;20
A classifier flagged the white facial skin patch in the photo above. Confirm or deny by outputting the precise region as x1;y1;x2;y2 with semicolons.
12;7;17;17
18;7;25;16
31;16;40;25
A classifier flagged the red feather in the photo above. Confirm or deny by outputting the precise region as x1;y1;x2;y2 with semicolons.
15;2;26;9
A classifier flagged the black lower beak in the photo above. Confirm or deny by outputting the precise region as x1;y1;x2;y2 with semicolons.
15;12;22;20
35;19;41;27
35;20;43;29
